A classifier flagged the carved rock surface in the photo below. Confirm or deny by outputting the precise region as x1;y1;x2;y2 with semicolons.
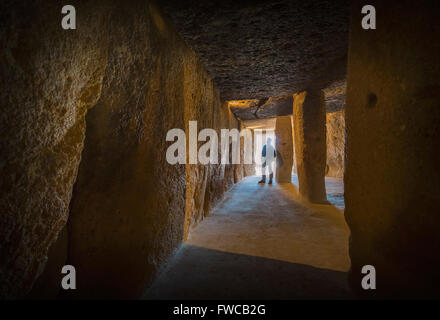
293;90;327;203
229;96;293;120
275;116;294;183
229;100;261;120
185;100;242;239
0;1;110;299
229;81;346;121
323;80;346;113
326;110;345;179
256;95;293;119
345;0;440;298
67;1;231;299
0;0;246;300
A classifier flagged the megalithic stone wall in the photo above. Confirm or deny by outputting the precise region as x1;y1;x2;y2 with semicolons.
0;0;246;299
345;0;440;298
0;0;111;299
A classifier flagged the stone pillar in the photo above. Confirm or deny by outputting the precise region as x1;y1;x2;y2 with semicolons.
275;116;293;183
234;136;244;183
291;116;297;174
345;1;440;298
243;129;256;177
293;90;327;203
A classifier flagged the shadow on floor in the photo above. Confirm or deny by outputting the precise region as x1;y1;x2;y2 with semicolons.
144;245;352;300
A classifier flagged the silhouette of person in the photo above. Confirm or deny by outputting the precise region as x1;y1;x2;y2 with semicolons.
258;137;276;184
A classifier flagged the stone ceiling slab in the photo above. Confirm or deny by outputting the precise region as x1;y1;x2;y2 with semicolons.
159;0;350;100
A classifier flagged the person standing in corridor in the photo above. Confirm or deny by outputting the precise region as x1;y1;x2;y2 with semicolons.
258;137;276;185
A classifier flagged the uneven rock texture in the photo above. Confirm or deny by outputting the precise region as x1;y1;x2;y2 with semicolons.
0;0;246;300
291;116;297;174
159;0;350;100
0;1;110;299
229;95;292;120
257;95;293;119
242;128;256;177
275;116;293;183
345;0;440;298
229;99;262;120
59;1;243;299
183;49;218;240
242;118;276;130
184;100;242;240
323;80;346;113
326;110;345;179
27;226;68;299
67;1;216;299
0;0;354;301
208;106;242;208
229;85;346;121
293;91;327;203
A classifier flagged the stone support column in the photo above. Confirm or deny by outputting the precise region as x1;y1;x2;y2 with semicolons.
275;116;294;183
293;90;327;203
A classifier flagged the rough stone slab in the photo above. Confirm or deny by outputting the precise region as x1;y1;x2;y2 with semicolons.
0;0;110;299
229;82;346;121
229;100;261;120
293;91;327;203
275;116;293;183
159;0;350;100
230;96;293;121
326;110;345;178
67;1;202;299
345;0;440;298
242;118;276;130
256;95;293;119
323;80;346;113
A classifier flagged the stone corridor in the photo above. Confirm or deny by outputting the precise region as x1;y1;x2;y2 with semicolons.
1;0;439;300
144;176;350;299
